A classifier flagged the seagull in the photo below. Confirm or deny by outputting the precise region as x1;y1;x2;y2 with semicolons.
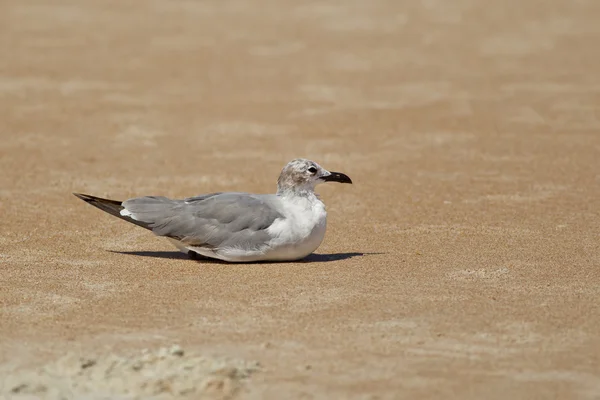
73;158;352;262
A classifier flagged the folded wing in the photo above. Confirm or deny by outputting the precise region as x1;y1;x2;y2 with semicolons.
121;192;284;251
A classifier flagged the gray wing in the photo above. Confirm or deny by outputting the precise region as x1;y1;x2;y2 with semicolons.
121;192;284;250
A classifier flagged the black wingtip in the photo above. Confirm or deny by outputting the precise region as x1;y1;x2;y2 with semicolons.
73;193;90;201
72;192;149;228
72;193;124;210
73;192;121;203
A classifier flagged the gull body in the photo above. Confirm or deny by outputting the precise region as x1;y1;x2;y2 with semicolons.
74;159;352;262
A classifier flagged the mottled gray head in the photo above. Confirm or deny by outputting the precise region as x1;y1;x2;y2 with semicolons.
277;158;352;195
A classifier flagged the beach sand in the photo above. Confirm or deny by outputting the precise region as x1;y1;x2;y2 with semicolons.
1;0;599;398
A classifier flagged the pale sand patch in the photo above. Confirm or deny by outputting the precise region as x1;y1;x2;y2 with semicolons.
199;122;296;137
492;370;600;399
293;82;470;117
321;14;408;33
81;281;120;298
0;76;121;100
248;42;305;57
463;184;568;204
2;345;260;400
3;290;80;318
447;267;511;281
507;107;548;125
115;125;165;148
480;33;555;56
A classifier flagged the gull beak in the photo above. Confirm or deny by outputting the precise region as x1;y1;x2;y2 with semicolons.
321;171;353;184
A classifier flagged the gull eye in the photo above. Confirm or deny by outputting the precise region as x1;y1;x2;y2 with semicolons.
308;166;318;174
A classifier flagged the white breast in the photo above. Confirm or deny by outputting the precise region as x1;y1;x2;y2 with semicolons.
263;195;328;261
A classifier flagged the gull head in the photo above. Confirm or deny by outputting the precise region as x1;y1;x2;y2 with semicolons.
277;158;352;195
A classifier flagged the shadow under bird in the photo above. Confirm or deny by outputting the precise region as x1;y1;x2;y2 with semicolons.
74;158;352;262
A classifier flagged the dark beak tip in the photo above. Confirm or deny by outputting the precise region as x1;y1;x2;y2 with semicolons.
340;175;353;184
324;172;352;184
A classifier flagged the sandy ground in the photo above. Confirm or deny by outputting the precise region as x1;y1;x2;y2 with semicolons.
1;0;600;398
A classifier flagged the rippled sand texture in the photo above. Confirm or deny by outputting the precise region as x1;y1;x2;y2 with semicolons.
1;0;600;399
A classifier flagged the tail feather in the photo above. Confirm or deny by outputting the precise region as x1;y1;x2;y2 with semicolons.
73;193;153;230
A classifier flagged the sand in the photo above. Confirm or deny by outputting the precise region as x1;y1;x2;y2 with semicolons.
4;345;259;399
1;0;600;399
